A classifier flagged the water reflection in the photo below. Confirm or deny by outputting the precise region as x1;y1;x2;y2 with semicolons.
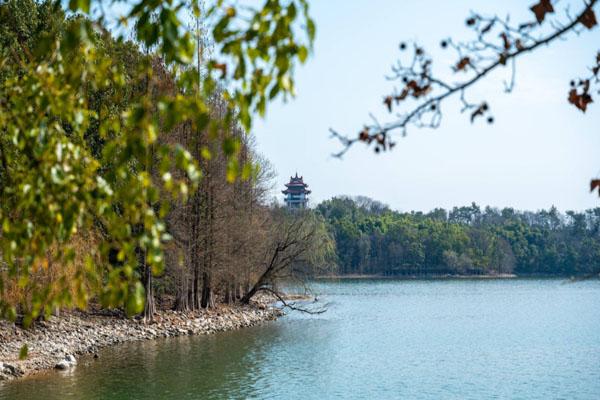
1;321;287;400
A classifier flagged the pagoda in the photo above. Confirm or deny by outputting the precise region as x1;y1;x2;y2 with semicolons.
282;173;311;209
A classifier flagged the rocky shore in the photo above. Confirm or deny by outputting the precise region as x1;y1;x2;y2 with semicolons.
0;301;283;381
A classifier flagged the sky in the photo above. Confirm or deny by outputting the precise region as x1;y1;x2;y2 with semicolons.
252;0;600;212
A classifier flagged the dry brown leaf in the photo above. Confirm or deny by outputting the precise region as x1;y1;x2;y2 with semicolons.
530;0;554;24
470;103;488;123
568;89;593;112
395;88;409;102
500;32;510;50
515;39;524;50
384;96;393;112
213;63;227;79
591;179;600;194
454;57;471;72
499;53;508;65
579;9;598;29
359;129;370;142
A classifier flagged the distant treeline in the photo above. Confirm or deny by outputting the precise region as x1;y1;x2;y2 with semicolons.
317;196;600;277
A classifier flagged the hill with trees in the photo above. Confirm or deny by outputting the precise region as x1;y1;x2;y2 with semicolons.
318;196;600;277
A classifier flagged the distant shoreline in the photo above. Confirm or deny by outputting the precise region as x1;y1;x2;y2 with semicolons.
314;273;571;280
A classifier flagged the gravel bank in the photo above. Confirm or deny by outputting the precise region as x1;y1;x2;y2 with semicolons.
0;302;283;381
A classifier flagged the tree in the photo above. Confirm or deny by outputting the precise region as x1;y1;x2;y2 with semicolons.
241;208;335;311
0;0;315;325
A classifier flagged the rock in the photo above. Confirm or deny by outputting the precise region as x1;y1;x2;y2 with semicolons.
2;363;20;377
55;360;70;370
55;354;76;370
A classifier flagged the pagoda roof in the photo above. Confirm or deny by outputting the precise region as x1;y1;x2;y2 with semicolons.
282;188;312;194
285;172;309;187
282;172;311;195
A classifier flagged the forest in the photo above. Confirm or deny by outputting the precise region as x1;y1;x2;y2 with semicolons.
0;0;330;325
318;196;600;277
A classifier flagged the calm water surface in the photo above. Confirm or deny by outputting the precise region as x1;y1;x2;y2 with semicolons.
1;279;599;399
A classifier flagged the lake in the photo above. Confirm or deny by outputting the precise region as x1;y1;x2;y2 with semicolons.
1;279;599;399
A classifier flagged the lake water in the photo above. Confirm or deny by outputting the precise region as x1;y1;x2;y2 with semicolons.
1;279;599;399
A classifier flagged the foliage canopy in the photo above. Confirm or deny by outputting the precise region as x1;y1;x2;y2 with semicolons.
0;0;314;324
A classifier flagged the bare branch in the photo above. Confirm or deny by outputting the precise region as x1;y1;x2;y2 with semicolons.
332;0;599;157
257;287;328;314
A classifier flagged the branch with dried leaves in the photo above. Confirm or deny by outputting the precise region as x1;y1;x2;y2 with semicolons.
331;0;599;158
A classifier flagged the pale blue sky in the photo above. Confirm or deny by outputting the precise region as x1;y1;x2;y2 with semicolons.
253;0;600;212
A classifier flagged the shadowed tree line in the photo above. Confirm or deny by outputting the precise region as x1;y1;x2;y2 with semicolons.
318;197;600;278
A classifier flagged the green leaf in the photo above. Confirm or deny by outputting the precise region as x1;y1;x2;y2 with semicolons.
241;162;253;181
226;159;239;183
298;45;308;63
6;307;17;322
287;3;297;20
307;19;316;42
68;0;90;13
201;147;212;160
125;282;145;317
222;137;240;156
19;344;28;360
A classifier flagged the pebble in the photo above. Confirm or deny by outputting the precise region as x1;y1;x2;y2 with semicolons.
0;297;282;382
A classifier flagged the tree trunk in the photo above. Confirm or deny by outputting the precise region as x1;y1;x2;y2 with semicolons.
143;261;155;321
192;256;201;310
236;283;243;300
200;271;212;308
224;282;230;304
241;281;260;304
224;281;232;304
174;271;189;312
224;281;236;304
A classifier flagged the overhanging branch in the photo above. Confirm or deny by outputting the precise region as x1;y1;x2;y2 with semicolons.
331;0;599;157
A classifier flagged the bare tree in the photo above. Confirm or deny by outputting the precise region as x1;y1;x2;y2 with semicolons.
241;208;334;313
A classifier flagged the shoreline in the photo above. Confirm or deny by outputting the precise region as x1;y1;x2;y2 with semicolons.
314;273;571;280
0;301;283;382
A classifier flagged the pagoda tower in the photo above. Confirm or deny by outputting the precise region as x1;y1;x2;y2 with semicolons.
282;173;311;209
